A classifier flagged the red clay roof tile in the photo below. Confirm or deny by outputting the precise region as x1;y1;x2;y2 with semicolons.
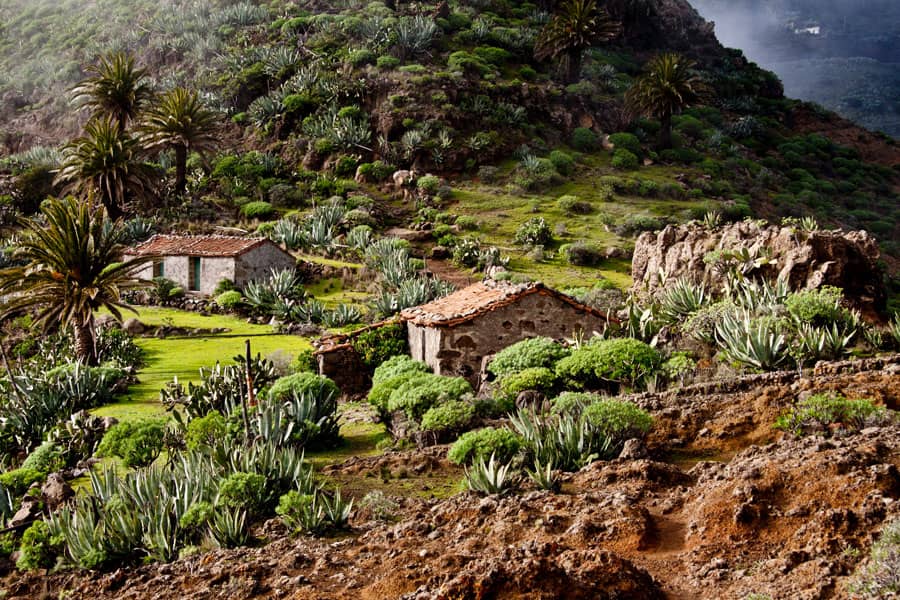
125;235;271;258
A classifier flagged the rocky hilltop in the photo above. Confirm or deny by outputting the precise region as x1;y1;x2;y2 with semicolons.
632;221;885;313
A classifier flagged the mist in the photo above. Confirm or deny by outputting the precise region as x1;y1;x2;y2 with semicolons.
688;0;900;136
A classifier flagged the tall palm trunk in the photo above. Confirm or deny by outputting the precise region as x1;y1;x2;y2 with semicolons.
73;320;98;366
565;48;583;84
174;144;187;195
659;110;673;149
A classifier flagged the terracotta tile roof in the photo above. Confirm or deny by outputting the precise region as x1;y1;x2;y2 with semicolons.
401;280;613;327
125;235;271;258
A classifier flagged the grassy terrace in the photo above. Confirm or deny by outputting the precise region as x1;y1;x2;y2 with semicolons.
93;306;312;421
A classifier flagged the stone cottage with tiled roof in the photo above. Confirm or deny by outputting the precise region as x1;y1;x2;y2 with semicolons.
400;280;613;385
124;234;295;295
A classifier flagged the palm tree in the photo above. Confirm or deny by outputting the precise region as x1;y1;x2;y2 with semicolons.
534;0;621;84
626;53;706;149
71;52;153;131
0;198;152;365
55;117;153;219
141;87;219;194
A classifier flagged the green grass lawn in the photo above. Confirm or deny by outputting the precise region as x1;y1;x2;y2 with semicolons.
93;306;312;421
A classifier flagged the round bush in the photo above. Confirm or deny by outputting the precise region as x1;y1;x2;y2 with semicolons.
608;132;642;156
217;471;268;514
215;290;243;310
372;355;430;385
611;149;639;170
550;391;598;415
241;201;275;220
549;150;575;176
447;427;522;465
571;127;598;152
563;241;603;266
488;337;569;378
557;195;592;215
499;367;557;396
268;372;339;403
377;55;400;69
555;338;660;388
514;217;553;246
582;399;653;442
387;374;472;420
185;410;228;450
417;174;441;195
421;400;476;433
96;419;166;468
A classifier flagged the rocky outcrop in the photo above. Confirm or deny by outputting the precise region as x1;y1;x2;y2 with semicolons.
631;221;885;312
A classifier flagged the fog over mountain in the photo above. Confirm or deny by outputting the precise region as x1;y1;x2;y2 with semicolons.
690;0;900;136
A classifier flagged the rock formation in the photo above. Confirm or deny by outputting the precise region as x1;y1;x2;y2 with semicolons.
631;221;885;312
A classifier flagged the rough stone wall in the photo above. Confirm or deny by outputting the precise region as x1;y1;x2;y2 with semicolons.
316;344;370;396
631;222;885;312
415;292;609;385
235;244;296;286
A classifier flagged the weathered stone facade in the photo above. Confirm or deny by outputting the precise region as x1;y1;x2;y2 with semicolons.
125;235;296;296
403;282;611;386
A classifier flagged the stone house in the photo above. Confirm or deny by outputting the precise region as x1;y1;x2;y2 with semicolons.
400;281;613;385
124;234;296;295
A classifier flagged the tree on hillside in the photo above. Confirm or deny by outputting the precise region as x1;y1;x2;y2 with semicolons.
71;52;153;131
55;117;153;219
626;53;706;149
141;87;219;195
534;0;621;84
0;198;152;365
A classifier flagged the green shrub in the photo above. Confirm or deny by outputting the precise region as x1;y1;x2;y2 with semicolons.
514;217;552;246
549;150;575;176
349;48;376;66
500;367;557;396
489;337;569;378
608;132;642;156
417;174;441;195
611;149;639;170
96;420;166;468
550;391;598;415
268;372;339;404
851;517;900;597
16;521;57;571
185;411;228;450
448;427;522;465
387;374;472;420
21;441;64;474
519;65;537;80
785;286;846;325
217;472;268;514
351;324;408;370
473;45;511;65
774;394;894;437
0;467;44;496
558;196;592;218
571;127;598;152
372;355;430;386
377;55;400;69
582;399;653;442
421;400;476;433
456;216;479;231
563;241;604;266
555;338;660;388
215;290;243;310
179;501;215;532
241;201;275;220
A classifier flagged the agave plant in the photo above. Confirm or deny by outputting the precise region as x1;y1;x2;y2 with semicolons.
715;312;789;371
793;322;856;363
465;454;517;496
658;277;707;324
392;15;440;60
270;218;307;250
323;304;363;328
321;488;353;528
526;458;560;492
208;505;249;548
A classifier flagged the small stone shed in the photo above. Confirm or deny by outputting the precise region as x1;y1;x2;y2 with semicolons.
125;234;296;295
401;281;613;385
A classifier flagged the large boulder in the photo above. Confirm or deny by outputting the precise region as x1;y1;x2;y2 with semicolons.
631;221;885;313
